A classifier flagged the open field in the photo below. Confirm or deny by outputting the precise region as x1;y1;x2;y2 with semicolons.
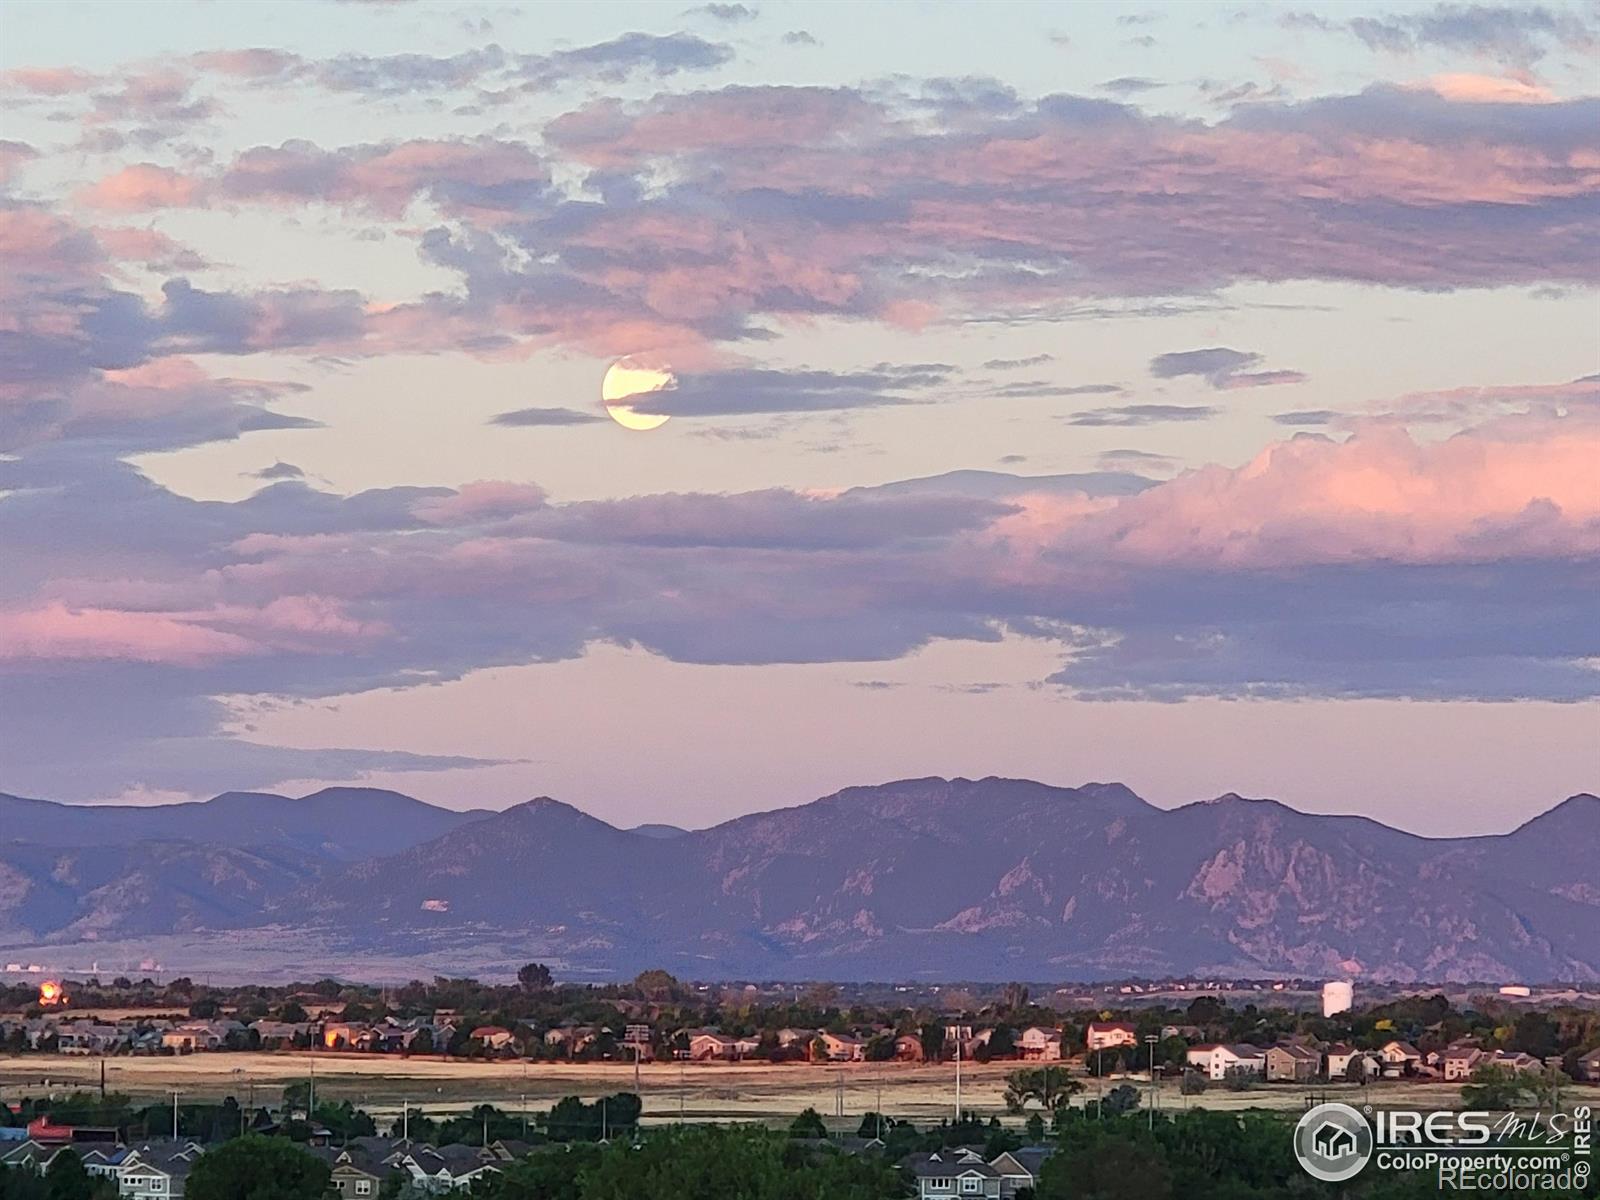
6;1053;1592;1127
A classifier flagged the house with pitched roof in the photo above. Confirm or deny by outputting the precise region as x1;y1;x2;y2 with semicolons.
1442;1045;1488;1081
1084;1022;1137;1052
1577;1047;1600;1082
1379;1041;1422;1078
820;1032;866;1062
1266;1043;1320;1082
112;1141;205;1200
989;1146;1055;1198
904;1148;1004;1198
1185;1043;1267;1081
1017;1027;1062;1061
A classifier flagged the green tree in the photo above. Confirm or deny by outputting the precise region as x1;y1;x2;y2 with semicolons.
1100;1084;1140;1116
577;1126;902;1200
984;1025;1016;1060
516;963;554;992
46;1150;109;1200
1038;1128;1172;1200
631;970;679;1002
1003;1066;1082;1113
1460;1063;1529;1110
855;1112;892;1140
185;1135;330;1200
788;1107;828;1138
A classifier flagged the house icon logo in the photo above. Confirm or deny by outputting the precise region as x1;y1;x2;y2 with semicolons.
1293;1102;1373;1182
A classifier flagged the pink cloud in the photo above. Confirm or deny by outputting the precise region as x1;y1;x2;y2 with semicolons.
1415;74;1558;104
993;414;1600;569
93;225;207;271
2;66;98;95
217;138;547;219
0;596;387;668
78;163;202;211
0;604;259;667
413;481;550;525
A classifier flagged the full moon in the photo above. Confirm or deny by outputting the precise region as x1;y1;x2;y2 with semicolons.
602;360;674;431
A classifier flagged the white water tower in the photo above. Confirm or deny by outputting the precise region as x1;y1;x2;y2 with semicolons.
1322;980;1353;1017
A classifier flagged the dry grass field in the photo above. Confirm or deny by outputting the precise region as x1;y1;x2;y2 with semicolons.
6;1053;1576;1128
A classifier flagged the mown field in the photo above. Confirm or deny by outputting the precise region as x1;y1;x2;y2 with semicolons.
6;1052;1572;1128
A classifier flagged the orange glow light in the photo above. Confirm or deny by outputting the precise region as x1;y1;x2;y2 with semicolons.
39;981;64;1006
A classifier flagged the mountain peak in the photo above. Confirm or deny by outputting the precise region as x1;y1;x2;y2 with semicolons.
1510;792;1600;836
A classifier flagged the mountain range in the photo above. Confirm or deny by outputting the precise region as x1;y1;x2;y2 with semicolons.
1;778;1596;982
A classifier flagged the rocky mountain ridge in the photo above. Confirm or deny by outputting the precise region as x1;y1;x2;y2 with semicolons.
2;779;1595;982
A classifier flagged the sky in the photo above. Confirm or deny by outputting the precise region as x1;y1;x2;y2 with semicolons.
1;0;1597;836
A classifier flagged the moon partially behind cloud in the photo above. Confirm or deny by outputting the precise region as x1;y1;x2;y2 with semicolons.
602;360;674;431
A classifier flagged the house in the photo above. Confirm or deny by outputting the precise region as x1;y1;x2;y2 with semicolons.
776;1028;816;1050
114;1141;204;1200
310;1141;407;1199
943;1025;975;1055
1576;1047;1600;1082
1442;1046;1487;1082
622;1024;654;1061
1489;1050;1543;1074
894;1034;926;1062
322;1022;372;1050
400;1145;502;1192
249;1020;309;1047
56;1022;126;1055
1266;1044;1320;1083
904;1149;1004;1199
1017;1027;1062;1062
160;1024;223;1053
1085;1022;1138;1052
688;1031;740;1061
1;1140;77;1174
820;1032;866;1062
1186;1043;1267;1081
989;1147;1055;1199
468;1026;516;1051
1379;1041;1422;1078
1324;1044;1373;1080
1160;1025;1203;1042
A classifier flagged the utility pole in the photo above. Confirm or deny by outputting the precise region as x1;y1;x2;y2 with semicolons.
402;1100;409;1143
955;1034;962;1123
1145;1035;1158;1131
99;1059;105;1101
171;1091;179;1140
308;1057;316;1118
601;1098;608;1143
